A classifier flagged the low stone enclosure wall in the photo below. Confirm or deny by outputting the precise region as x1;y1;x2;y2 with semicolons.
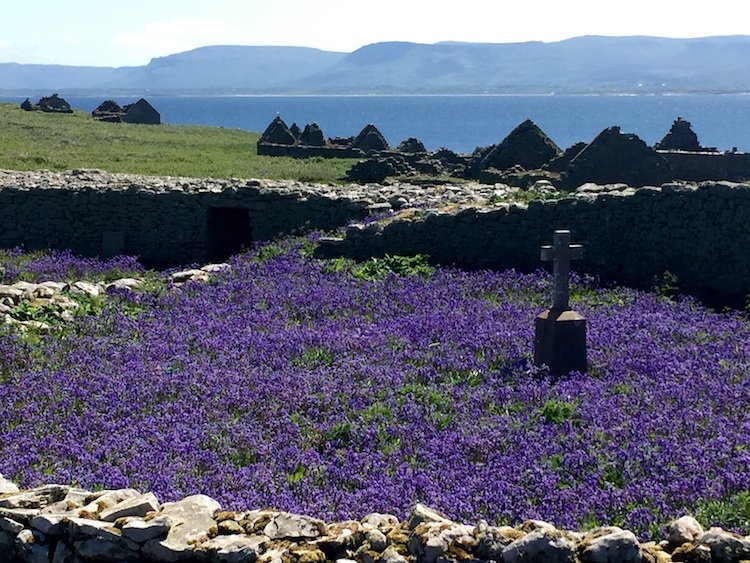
1;169;749;305
1;479;749;563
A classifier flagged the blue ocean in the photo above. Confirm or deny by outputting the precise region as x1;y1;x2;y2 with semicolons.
3;94;750;154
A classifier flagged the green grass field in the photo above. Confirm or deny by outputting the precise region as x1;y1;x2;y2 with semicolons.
0;103;356;182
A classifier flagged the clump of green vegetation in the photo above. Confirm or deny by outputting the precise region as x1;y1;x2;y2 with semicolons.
0;103;355;182
322;254;434;280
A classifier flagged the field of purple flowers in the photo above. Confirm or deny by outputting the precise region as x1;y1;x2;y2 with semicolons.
1;240;749;539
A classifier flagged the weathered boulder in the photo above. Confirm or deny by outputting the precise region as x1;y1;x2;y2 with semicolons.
502;528;577;563
667;515;704;547
142;494;221;561
263;512;326;540
20;98;34;111
696;527;750;563
0;474;19;494
121;514;174;543
98;491;160;522
579;527;641;563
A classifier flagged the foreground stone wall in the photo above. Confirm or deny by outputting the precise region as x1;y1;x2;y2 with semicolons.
318;182;750;304
1;477;748;563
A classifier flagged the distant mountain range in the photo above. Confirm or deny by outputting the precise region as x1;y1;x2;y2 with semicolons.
3;36;750;95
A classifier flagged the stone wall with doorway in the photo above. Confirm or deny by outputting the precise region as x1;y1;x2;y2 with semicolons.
1;170;749;305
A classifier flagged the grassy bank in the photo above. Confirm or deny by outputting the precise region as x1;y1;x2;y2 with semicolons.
0;103;355;182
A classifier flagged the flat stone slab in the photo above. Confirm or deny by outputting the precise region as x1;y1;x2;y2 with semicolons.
0;484;69;509
142;494;221;562
99;492;159;522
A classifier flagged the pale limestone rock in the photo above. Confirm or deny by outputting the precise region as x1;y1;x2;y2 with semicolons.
502;528;577;563
667;515;704;546
62;488;95;507
142;494;221;562
171;269;210;284
70;281;101;296
121;514;173;543
406;504;452;530
580;527;640;563
263;512;326;540
99;491;159;522
105;278;143;291
38;281;69;293
361;513;399;533
0;474;19;495
201;263;230;273
0;484;69;510
73;488;140;518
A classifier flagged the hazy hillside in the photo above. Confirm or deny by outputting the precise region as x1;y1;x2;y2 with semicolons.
2;36;750;95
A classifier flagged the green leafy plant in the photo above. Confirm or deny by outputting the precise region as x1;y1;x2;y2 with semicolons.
538;398;580;424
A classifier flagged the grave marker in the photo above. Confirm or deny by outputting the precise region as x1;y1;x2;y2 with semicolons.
534;230;588;375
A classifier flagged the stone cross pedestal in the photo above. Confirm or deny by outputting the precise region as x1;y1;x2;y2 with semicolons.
534;230;588;375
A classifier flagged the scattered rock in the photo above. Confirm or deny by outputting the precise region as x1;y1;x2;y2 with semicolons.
0;474;19;495
263;512;326;540
579;527;641;563
667;516;705;547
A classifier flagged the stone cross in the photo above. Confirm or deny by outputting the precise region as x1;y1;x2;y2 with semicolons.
540;230;583;311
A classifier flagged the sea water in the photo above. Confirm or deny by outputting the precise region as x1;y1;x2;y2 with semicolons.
3;94;749;153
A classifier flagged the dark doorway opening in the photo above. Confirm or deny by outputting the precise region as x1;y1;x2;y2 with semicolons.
207;207;253;262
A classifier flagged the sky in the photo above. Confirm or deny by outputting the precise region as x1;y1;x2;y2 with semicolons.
1;0;748;67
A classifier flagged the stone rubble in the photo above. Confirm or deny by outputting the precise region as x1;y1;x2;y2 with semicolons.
1;263;229;331
0;480;747;563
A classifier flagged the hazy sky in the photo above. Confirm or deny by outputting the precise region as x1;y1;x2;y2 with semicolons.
2;0;748;67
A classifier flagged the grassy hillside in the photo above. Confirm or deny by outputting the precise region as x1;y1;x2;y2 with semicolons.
0;103;355;182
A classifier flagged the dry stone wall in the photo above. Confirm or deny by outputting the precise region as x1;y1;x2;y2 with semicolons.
2;170;750;303
1;477;748;563
318;182;750;304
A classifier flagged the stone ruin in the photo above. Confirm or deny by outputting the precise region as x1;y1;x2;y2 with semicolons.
479;119;562;171
256;115;750;186
655;117;703;151
561;126;672;188
92;98;161;125
19;94;73;114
